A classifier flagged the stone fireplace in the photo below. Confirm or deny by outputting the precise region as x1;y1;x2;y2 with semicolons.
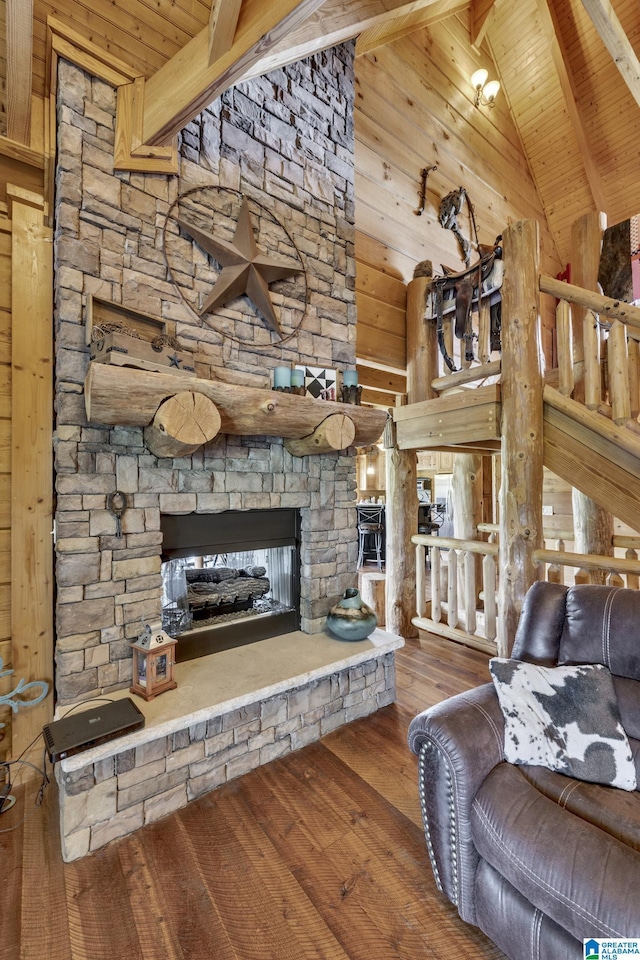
52;44;401;860
54;43;363;703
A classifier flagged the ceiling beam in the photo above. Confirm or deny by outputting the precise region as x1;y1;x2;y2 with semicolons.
231;0;458;85
6;0;33;145
130;0;461;151
140;0;326;146
471;0;499;49
356;0;468;57
208;0;243;66
580;0;640;109
538;0;608;213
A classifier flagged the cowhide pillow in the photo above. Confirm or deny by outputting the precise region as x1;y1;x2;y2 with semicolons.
489;658;637;791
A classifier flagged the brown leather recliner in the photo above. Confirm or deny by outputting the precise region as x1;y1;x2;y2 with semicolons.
408;582;640;960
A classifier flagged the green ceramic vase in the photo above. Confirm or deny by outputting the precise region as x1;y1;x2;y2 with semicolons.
326;587;378;642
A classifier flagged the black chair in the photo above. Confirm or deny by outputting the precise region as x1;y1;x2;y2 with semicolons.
418;504;440;569
357;505;384;570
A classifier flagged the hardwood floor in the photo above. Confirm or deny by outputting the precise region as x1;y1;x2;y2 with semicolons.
1;636;507;960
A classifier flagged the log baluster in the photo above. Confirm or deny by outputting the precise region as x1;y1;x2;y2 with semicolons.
575;567;592;585
546;538;565;584
478;294;491;364
483;553;497;641
415;544;426;618
464;550;476;634
628;338;640;420
584;310;601;410
431;547;442;623
626;548;639;590
608;320;631;425
556;299;574;397
447;549;458;629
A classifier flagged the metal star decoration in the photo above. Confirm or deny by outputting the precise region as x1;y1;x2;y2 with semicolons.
177;196;301;338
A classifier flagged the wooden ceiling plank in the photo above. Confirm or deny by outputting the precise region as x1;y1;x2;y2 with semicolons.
141;0;326;145
355;0;468;57
538;0;607;212
7;0;34;144
580;0;640;109
484;0;592;260
208;0;243;66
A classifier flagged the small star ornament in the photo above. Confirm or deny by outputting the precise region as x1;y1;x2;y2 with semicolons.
177;197;301;338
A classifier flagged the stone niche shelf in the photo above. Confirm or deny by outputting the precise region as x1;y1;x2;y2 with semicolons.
85;362;389;457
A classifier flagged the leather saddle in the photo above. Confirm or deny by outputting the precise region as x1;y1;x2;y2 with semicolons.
430;243;502;371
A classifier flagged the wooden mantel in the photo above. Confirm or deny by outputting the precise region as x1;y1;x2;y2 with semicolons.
84;363;388;456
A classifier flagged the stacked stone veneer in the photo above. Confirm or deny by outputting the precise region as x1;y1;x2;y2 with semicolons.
54;45;362;705
57;651;396;861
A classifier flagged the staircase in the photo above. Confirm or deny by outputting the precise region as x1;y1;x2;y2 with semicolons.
387;217;640;656
543;386;640;532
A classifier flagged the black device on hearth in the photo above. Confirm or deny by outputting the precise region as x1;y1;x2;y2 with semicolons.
43;697;145;763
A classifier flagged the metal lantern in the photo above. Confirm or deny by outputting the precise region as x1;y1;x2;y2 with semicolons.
130;622;177;702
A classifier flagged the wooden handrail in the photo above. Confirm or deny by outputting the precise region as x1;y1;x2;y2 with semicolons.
540;274;640;333
480;524;640;551
478;522;575;541
431;360;501;392
533;548;640;576
412;534;499;556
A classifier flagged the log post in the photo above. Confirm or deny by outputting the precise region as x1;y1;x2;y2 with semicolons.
384;414;418;638
571;211;614;574
406;269;438;403
284;413;355;456
498;219;544;656
571;212;607;392
144;391;221;458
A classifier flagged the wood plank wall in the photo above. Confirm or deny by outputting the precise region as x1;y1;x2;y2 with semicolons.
0;172;52;765
8;184;54;763
0;202;11;756
354;8;563;392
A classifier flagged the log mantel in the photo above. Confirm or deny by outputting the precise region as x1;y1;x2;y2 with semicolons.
84;363;388;451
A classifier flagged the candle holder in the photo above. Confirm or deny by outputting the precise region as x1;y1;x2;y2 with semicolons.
272;366;292;392
290;369;306;396
340;383;362;405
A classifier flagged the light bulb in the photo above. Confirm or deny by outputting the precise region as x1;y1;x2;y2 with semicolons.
483;79;500;102
470;68;488;91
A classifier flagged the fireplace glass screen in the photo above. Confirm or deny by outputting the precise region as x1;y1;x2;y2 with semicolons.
160;509;300;660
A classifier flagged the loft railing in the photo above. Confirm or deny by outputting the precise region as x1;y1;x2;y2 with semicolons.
541;274;640;429
413;533;498;655
412;530;640;654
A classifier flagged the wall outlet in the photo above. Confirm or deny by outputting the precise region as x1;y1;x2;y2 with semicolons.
542;505;553;516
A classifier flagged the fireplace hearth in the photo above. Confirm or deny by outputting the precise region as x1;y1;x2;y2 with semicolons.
161;509;301;661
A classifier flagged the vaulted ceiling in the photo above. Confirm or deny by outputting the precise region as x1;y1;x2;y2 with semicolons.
3;0;640;262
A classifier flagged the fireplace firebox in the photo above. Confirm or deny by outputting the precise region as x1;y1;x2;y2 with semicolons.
160;509;301;661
